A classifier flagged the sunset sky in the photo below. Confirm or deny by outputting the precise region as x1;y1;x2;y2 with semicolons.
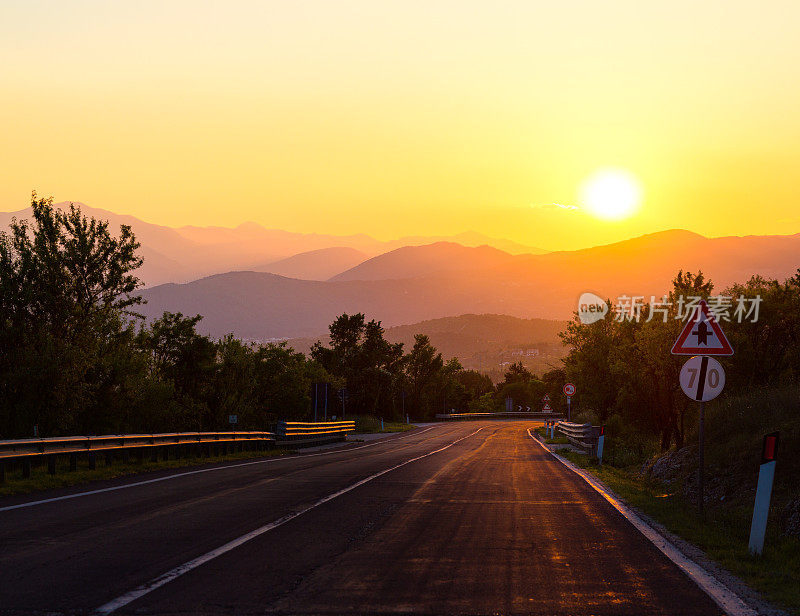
2;1;799;251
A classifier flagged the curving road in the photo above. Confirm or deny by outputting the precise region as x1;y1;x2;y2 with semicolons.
0;422;723;615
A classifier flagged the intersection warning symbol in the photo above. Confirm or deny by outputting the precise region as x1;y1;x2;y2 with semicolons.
671;299;734;356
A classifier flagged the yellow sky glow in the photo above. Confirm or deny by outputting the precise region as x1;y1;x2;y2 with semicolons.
2;1;799;251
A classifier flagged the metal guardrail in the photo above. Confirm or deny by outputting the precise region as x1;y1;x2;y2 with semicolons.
275;421;356;446
0;421;358;483
556;421;601;456
0;431;275;482
436;412;565;420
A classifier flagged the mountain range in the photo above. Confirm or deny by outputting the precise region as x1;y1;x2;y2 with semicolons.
137;229;800;339
0;202;544;286
4;202;799;341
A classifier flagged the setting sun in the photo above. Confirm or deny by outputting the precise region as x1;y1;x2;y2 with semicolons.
581;169;642;220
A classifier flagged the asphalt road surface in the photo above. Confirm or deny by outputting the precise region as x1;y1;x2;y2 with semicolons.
0;422;724;615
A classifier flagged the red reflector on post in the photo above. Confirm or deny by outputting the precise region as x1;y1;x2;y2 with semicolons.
761;432;779;463
599;425;605;436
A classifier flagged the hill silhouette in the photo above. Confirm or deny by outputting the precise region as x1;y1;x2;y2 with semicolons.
330;242;516;281
255;247;368;280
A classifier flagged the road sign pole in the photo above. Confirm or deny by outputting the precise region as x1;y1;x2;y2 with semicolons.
698;400;705;518
567;397;571;421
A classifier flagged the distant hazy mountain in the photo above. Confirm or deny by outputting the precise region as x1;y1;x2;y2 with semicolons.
1;201;545;286
390;232;544;255
254;247;368;280
176;223;385;259
138;271;494;339
330;242;516;281
0;203;222;286
138;229;800;339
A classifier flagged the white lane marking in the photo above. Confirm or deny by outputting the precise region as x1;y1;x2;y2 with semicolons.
95;426;486;615
526;428;757;616
0;427;437;513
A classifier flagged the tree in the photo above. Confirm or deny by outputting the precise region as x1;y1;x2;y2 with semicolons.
558;271;721;451
404;334;444;417
0;194;144;437
312;313;404;416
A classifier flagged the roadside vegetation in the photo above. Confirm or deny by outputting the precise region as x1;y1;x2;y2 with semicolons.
534;425;568;445
553;273;800;613
353;415;415;433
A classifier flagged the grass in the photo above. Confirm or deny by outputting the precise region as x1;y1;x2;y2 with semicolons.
534;425;569;445
558;449;800;614
353;415;415;433
0;447;291;497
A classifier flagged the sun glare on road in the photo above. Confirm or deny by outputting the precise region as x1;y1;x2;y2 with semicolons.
581;168;642;220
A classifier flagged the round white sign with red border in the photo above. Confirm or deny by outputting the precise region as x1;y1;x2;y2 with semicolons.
563;383;576;397
679;356;725;402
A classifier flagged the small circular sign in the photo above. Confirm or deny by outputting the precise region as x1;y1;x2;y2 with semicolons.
680;356;725;402
563;383;576;397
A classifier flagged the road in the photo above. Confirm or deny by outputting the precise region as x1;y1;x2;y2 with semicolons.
0;422;723;615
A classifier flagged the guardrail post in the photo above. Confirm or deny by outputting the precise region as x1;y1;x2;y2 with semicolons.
22;459;31;478
105;452;113;466
48;455;56;475
0;460;5;483
88;452;96;470
151;447;158;462
162;446;169;461
69;453;77;471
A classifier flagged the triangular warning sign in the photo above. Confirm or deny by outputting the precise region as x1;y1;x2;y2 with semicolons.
542;402;553;412
542;394;551;402
671;299;734;356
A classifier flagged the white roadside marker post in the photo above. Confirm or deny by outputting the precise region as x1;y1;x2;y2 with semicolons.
596;425;605;465
749;432;779;555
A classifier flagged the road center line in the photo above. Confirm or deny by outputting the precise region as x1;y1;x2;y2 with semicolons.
0;427;436;513
95;426;485;615
525;427;756;616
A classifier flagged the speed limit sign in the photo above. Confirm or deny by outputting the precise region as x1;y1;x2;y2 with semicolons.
680;356;725;402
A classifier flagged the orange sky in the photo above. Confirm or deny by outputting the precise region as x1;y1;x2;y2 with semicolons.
2;1;799;251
